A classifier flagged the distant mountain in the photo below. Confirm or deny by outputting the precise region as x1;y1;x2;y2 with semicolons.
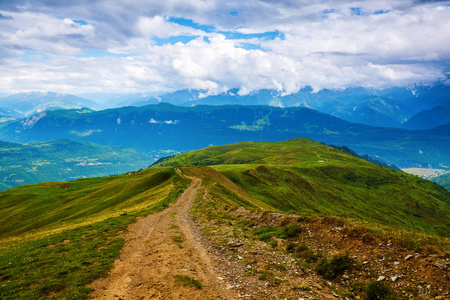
0;139;158;191
120;85;450;129
433;172;450;190
331;97;410;128
329;145;401;171
0;103;449;169
0;107;22;118
0;108;21;129
402;104;450;130
0;91;106;117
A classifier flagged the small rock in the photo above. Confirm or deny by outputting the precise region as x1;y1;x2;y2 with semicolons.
394;261;400;265
391;276;399;282
377;276;386;281
405;254;414;261
363;261;369;265
217;277;224;280
333;294;339;297
433;263;447;270
228;241;244;248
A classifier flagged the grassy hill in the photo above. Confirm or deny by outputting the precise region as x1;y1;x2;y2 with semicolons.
0;139;160;191
1;138;449;299
155;138;450;237
0;168;190;299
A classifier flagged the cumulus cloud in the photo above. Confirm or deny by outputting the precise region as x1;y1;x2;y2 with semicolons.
0;0;449;95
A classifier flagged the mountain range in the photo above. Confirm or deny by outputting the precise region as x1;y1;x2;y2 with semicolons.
117;85;450;129
0;103;448;170
0;92;106;118
2;85;450;130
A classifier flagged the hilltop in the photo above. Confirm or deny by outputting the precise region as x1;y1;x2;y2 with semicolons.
155;138;450;237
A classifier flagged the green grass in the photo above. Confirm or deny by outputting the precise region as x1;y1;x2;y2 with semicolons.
364;281;397;300
0;168;181;243
0;167;191;299
1;137;449;299
0;216;129;299
173;275;202;289
157;139;450;237
253;225;302;241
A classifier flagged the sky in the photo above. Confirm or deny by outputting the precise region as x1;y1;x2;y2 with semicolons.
0;0;449;96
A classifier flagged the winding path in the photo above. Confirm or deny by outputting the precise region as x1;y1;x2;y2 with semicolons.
90;172;234;299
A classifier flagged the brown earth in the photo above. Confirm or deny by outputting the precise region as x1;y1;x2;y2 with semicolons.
89;174;235;299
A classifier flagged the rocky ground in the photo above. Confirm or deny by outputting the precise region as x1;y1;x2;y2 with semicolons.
190;183;449;299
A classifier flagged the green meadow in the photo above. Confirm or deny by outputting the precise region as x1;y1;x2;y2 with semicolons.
0;168;190;299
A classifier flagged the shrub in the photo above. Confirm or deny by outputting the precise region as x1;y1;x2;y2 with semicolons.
286;241;296;253
282;224;302;238
316;253;353;280
295;243;320;262
365;281;396;300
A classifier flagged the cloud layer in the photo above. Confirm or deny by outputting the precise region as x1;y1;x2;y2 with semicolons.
0;0;449;95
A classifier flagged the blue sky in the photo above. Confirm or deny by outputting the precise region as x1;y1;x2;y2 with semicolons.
0;0;449;95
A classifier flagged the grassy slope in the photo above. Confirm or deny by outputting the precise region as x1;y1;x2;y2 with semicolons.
155;138;450;237
1;137;449;298
0;167;190;299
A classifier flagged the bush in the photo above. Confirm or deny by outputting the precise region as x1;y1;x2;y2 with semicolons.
286;241;296;253
316;253;353;280
365;281;396;300
296;243;320;262
282;224;302;238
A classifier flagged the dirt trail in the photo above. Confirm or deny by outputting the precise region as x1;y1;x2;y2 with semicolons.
90;173;234;300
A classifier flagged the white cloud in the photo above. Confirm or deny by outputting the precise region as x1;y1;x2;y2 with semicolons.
135;16;207;38
0;0;449;95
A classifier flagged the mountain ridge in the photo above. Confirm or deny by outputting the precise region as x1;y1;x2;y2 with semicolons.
1;103;448;169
